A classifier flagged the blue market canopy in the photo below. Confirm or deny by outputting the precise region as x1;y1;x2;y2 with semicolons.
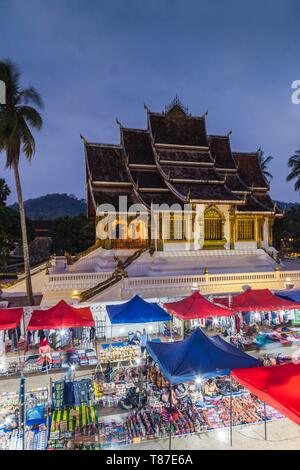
276;289;300;304
146;328;260;384
106;295;171;325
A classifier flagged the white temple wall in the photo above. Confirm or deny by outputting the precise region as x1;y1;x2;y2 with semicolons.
194;204;205;250
234;241;258;250
217;204;231;249
262;218;270;248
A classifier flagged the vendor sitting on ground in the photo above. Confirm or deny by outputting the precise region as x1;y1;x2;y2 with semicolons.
215;376;231;394
160;384;178;406
203;378;220;398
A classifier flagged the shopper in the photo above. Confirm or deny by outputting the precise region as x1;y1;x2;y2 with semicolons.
140;328;150;354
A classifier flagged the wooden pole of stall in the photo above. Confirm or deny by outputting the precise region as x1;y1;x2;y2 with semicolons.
110;323;113;361
46;385;50;449
264;401;267;440
15;327;21;364
145;355;149;404
19;374;26;450
49;376;53;408
230;375;233;447
168;383;173;451
22;314;26;362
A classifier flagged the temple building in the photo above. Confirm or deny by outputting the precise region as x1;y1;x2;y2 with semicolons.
5;98;295;307
84;97;281;253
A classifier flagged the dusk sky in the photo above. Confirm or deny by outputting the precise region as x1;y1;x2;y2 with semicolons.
1;0;300;204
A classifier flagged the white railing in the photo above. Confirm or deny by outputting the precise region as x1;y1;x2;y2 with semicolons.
44;267;300;301
122;269;300;299
45;272;113;291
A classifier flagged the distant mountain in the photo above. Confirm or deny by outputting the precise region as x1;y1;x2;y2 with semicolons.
10;193;87;220
275;200;299;210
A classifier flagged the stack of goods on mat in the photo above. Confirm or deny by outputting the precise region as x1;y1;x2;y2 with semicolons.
194;392;283;430
60;349;97;368
0;388;48;450
98;345;140;363
230;334;259;351
21;349;98;375
47;388;284;449
48;405;99;448
52;379;95;409
0;361;22;377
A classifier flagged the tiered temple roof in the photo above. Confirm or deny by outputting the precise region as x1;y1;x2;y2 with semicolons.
84;98;281;218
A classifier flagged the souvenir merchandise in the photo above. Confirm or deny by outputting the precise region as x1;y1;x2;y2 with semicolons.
0;388;49;450
52;378;95;409
98;345;140;364
48;405;99;449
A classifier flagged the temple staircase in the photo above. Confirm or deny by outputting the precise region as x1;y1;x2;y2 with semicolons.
79;247;148;302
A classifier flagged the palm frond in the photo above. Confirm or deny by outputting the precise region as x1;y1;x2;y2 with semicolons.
0;60;43;167
17;86;44;109
19;116;35;160
18;105;43;130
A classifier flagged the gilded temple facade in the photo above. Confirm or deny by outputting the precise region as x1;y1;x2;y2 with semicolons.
84;98;282;253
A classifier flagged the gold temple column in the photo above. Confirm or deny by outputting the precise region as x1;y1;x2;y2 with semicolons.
268;218;274;246
157;212;164;251
256;216;263;249
229;207;235;250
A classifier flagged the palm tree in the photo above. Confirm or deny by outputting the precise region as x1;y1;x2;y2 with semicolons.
258;149;273;183
0;60;43;305
287;149;300;193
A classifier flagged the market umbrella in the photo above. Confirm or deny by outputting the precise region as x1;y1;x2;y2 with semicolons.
27;300;95;330
214;288;300;312
163;291;234;320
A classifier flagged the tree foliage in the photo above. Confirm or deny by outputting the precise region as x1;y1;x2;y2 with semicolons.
287;148;300;193
258;149;273;182
51;215;95;255
273;204;300;251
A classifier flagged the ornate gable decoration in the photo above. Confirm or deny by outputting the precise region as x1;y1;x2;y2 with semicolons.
164;95;189;116
204;204;225;220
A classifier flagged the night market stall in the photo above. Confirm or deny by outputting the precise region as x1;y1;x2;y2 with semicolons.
163;291;235;338
214;289;300;352
26;300;97;373
231;362;300;441
146;328;261;448
104;295;172;364
0;307;24;376
45;328;286;450
0;380;49;450
276;288;300;325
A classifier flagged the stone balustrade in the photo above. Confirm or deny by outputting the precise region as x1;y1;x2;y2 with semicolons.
45;272;112;291
121;269;300;299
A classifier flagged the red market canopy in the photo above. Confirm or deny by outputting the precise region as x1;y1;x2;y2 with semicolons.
27;300;95;331
214;289;300;312
0;308;23;331
231;363;300;426
163;291;234;321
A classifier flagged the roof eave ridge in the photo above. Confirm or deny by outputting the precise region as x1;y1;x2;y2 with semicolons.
132;185;151;211
249;192;274;211
122;127;149;133
232;151;258;156
170;178;225;185
85;142;122;148
208;134;230;139
160;160;214;167
223;184;243;202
